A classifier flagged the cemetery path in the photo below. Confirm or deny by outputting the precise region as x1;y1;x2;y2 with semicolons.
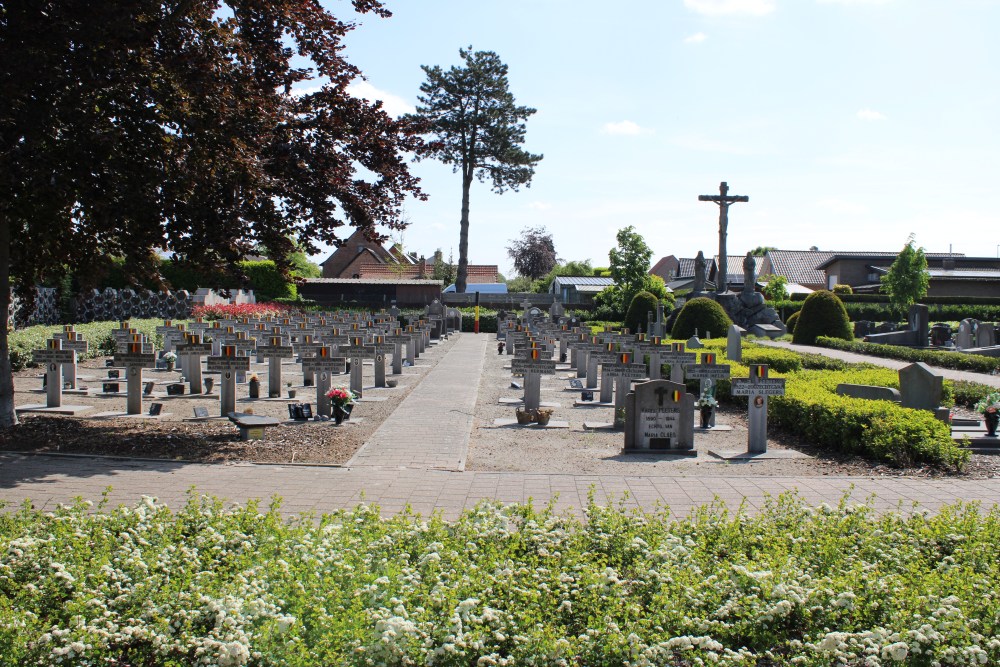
346;333;488;471
1;451;999;519
756;340;1000;388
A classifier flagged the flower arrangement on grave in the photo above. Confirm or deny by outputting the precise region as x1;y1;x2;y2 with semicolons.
325;387;356;409
976;391;1000;437
695;391;718;408
162;351;177;362
248;374;260;383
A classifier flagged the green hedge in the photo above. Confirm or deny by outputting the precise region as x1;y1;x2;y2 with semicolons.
813;336;1000;373
9;319;172;372
775;299;1000;322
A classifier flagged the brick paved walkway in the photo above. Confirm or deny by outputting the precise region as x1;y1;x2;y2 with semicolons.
347;334;486;471
3;333;1000;519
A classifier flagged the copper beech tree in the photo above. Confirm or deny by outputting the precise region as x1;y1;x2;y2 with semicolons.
0;0;427;426
407;48;542;293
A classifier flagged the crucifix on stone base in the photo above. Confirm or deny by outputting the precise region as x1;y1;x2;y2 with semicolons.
698;181;749;294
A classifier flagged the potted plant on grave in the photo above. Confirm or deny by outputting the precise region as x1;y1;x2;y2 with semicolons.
614;406;627;431
975;391;1000;437
286;380;296;399
696;390;718;429
162;351;177;372
535;407;554;426
326;387;356;425
248;373;260;399
515;407;537;425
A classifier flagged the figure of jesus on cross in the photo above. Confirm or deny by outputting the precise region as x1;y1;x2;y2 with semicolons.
699;181;749;294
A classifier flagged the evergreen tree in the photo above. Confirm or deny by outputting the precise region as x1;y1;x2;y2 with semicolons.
880;235;929;311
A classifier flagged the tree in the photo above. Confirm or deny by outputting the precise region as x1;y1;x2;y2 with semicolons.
759;274;789;301
408;47;542;293
751;246;777;257
431;248;457;287
880;235;929;311
0;1;426;426
507;226;557;279
609;226;654;303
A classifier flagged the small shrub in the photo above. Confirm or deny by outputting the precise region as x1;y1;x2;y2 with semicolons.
792;290;852;345
814;336;1000;374
671;297;733;340
785;310;800;334
623;290;658;334
832;283;853;295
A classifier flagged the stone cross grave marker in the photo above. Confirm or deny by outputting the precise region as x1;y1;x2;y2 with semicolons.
32;339;76;408
302;346;347;417
206;344;251;416
293;334;324;387
602;351;649;419
698;181;749;294
623;380;696;454
369;335;396;388
730;364;785;453
113;341;157;414
684;351;731;428
257;335;294;397
659;342;697;384
632;335;665;381
384;328;412;375
589;343;621;402
511;349;557;411
339;337;375;398
175;333;213;394
54;327;88;389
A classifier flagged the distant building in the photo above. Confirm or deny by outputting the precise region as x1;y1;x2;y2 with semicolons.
444;283;508;294
549;276;614;305
649;255;701;291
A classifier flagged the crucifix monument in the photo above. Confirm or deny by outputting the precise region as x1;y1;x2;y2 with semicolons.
698;181;748;294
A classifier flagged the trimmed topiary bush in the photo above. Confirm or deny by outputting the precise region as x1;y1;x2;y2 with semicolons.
671;297;733;340
785;310;800;334
792;290;852;345
832;283;853;295
623;290;659;334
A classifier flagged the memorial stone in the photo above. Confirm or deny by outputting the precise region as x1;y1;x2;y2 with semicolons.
175;333;213;394
257;336;294;397
898;362;943;412
32;339;76;408
113;341;157;415
730;364;786;453
206;344;251;416
511;349;557;411
659;343;696;384
301;346;347;417
727;324;744;362
623;380;695;454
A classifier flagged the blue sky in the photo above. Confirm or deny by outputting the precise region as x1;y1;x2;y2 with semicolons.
305;0;1000;276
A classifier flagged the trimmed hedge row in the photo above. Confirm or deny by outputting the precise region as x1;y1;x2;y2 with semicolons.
9;319;170;372
776;300;1000;323
813;336;1000;373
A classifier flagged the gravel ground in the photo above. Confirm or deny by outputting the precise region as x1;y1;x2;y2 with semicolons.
466;337;1000;478
5;336;456;464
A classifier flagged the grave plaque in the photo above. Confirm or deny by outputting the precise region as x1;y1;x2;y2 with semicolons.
258;336;294;397
511;350;557;411
339;342;375;397
103;382;120;393
624;380;695;454
113;342;157;414
602;352;649;417
659;343;696;384
175;333;214;394
148;402;163;416
54;330;88;389
302;347;347;416
193;406;210;419
685;352;731;428
730;364;785;453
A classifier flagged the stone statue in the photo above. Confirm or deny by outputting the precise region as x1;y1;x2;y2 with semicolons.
742;252;756;296
692;251;707;295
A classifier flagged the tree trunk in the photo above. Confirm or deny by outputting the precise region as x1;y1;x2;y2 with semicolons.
456;174;472;293
0;212;17;427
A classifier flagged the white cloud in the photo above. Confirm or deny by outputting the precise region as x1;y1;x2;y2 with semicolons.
857;108;887;121
528;201;553;211
684;32;708;44
684;0;776;16
346;80;416;117
602;120;651;136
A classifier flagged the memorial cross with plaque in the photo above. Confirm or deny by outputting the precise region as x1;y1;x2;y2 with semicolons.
511;348;557;411
257;335;294;397
659;342;697;384
54;328;89;389
301;346;347;416
32;339;76;408
369;335;396;388
339;338;375;397
588;343;622;402
684;352;731;428
384;328;412;375
206;344;251;416
730;364;786;453
175;333;214;393
632;335;666;381
293;335;324;387
602;351;649;418
113;341;157;414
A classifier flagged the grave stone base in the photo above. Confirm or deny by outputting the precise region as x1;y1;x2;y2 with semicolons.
16;404;93;416
707;449;810;460
620;446;698;457
582;421;621;431
573;399;613;407
498;397;561;408
694;424;733;432
492;418;570;429
354;396;388;403
30;388;90;396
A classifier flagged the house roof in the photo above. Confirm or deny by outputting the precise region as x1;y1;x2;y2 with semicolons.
815;252;968;270
869;266;1000;281
764;250;835;287
676;258;697;278
304;278;442;286
551;276;614;287
713;255;764;286
649;256;678;279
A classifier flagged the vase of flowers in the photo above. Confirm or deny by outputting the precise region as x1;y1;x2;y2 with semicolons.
696;391;718;429
286;381;296;399
326;387;356;424
162;351;177;372
976;391;1000;437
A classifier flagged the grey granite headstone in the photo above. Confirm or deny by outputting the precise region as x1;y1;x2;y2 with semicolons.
727;324;744;362
836;384;901;403
623;379;695;455
976;322;995;348
956;319;975;350
908;304;929;346
898;362;943;411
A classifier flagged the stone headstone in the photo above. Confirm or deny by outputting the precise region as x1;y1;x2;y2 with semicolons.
854;320;876;338
956;319;975;350
898;362;943;411
686;335;704;349
730;364;785;454
623;379;695;455
749;323;783;339
727;325;744;362
976;322;995;348
930;323;952;347
908;304;930;346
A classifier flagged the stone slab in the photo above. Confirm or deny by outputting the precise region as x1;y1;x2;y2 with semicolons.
355;396;388;403
573;400;614;408
708;449;811;460
498;398;560;408
15;404;93;416
694;424;734;432
28;388;91;395
491;419;570;429
620;447;698;457
87;411;173;420
582;421;619;431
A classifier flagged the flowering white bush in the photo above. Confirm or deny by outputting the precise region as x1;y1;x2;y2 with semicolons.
1;491;1000;665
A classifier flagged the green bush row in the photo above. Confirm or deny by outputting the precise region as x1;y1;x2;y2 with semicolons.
813;336;1000;373
5;493;1000;666
9;319;171;372
788;292;1000;305
774;300;1000;323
